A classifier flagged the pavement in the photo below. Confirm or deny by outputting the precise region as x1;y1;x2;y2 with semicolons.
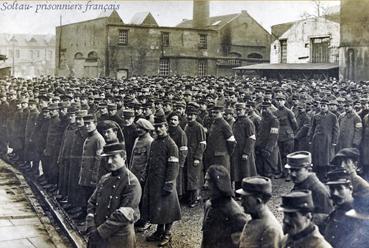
0;160;68;248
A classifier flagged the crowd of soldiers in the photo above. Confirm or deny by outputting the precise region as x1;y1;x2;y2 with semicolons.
1;74;369;247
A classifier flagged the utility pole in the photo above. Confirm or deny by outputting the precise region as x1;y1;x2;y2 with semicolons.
12;42;15;76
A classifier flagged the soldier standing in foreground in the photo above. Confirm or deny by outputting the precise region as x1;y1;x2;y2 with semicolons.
86;142;141;248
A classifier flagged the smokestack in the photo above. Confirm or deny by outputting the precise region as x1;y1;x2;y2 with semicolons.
193;0;209;28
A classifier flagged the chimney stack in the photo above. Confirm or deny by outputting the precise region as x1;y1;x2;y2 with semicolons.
193;0;209;28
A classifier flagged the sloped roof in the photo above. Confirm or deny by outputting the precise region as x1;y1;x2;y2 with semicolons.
97;10;124;24
234;63;338;70
130;12;158;26
271;22;295;39
0;33;55;46
176;13;239;29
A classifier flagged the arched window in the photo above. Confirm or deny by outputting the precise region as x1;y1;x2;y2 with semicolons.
87;51;98;59
74;52;84;59
229;52;242;58
247;53;263;59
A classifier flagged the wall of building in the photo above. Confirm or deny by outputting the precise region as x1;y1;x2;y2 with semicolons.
270;18;339;64
339;0;369;81
106;25;219;77
55;18;107;78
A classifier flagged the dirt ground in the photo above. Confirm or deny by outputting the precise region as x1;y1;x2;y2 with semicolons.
136;178;292;248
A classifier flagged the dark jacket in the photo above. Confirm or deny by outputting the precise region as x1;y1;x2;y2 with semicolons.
86;167;141;248
142;134;181;224
201;197;247;248
280;224;332;248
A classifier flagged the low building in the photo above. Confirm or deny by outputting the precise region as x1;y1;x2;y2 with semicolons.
0;33;55;78
0;54;11;78
55;1;272;78
270;17;340;64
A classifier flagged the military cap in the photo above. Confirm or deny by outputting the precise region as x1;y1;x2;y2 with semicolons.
76;110;88;118
275;93;286;100
67;105;79;114
99;103;108;109
285;151;312;169
41;106;49;113
261;100;272;108
107;103;117;111
328;99;338;106
326;168;351;185
29;99;37;105
154;112;167;126
212;102;224;111
39;95;49;102
207;164;234;197
136;118;155;131
83;114;96;123
48;103;59;110
346;190;369;220
279;190;314;212
59;101;69;108
184;90;192;96
122;109;135;118
235;103;246;109
331;148;360;166
174;101;186;109
100;142;126;157
320;99;329;105
236;176;272;197
99;120;120;131
61;94;73;101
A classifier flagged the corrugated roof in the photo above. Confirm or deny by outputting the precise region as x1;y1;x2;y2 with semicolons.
234;63;339;70
176;13;239;29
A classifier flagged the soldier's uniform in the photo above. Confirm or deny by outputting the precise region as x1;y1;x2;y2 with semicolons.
86;143;141;248
337;109;362;151
294;105;311;151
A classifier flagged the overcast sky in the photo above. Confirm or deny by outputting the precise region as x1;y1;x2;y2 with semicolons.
0;1;340;35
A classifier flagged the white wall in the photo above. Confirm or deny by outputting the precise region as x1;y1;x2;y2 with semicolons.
270;17;340;64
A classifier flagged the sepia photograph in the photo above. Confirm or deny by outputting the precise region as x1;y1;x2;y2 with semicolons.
0;0;368;247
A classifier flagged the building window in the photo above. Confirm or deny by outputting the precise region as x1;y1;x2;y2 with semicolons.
159;58;170;76
15;50;20;58
198;59;208;76
161;32;170;47
199;34;207;49
118;30;128;45
36;50;40;58
280;39;287;63
247;53;263;59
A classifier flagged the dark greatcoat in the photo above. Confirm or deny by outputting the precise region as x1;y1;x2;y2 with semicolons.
168;125;188;196
337;111;362;151
324;202;355;248
280;224;332;248
295;111;311;151
11;109;26;152
142;134;181;224
57;122;78;197
68;126;88;207
360;113;369;168
204;117;235;172
231;115;257;182
184;120;206;191
122;123;138;164
308;111;339;167
0;101;9;155
24;108;40;161
201;197;247;248
86;167;141;248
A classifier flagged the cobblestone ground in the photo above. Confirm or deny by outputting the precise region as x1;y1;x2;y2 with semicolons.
136;178;292;248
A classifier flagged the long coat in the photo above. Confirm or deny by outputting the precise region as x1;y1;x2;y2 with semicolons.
337;111;362;151
24;108;40;161
68;127;88;207
280;224;332;248
184;120;206;191
201;197;247;248
168;125;188;196
86;167;141;248
121;123;138;164
308;111;339;167
239;207;283;248
360;113;369;166
129;133;153;182
79;130;106;188
204;117;235;172
231;115;257;182
142;134;181;224
294;111;311;151
57;123;78;197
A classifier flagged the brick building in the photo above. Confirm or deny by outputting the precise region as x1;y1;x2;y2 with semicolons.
340;0;369;81
55;1;272;78
0;34;55;78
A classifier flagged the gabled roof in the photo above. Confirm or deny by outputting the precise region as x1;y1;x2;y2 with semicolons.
97;10;124;24
176;13;239;30
130;12;158;26
271;22;295;39
0;33;55;46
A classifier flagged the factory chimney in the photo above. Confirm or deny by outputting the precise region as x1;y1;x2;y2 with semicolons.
193;0;210;28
